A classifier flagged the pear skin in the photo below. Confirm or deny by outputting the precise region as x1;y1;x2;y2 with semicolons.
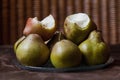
15;34;50;66
78;30;110;65
23;15;56;41
64;13;97;45
50;39;82;68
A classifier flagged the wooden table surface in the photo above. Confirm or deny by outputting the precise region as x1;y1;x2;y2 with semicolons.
0;45;120;80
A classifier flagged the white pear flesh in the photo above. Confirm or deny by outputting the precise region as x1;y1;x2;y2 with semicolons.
64;13;97;44
66;13;90;28
40;15;55;29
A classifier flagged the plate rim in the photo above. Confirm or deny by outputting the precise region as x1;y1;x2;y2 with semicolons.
13;57;114;72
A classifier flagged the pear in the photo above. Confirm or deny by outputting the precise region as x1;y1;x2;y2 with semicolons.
78;30;110;65
46;31;65;50
14;34;50;66
23;15;56;41
50;39;82;68
64;13;97;45
14;36;25;53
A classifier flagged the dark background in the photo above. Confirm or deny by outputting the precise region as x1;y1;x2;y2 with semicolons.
0;0;120;45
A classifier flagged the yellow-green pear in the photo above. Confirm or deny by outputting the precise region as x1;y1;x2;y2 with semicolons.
50;39;82;68
14;34;50;66
78;30;110;65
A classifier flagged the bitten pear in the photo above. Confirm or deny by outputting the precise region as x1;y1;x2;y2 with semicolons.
23;15;56;41
64;13;97;45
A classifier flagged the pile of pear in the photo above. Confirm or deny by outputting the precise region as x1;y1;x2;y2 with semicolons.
14;13;110;68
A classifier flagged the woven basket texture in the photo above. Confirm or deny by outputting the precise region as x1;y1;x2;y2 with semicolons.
0;0;120;45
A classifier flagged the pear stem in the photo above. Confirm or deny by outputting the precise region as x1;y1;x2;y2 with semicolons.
58;31;62;41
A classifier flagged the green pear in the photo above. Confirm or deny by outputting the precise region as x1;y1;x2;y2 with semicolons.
14;36;26;53
78;30;110;65
14;34;50;66
50;39;82;68
46;31;65;50
64;13;97;45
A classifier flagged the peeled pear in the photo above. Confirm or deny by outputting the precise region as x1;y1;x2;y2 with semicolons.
78;30;110;65
14;34;50;66
64;13;97;45
23;15;56;41
50;39;82;68
46;31;65;50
